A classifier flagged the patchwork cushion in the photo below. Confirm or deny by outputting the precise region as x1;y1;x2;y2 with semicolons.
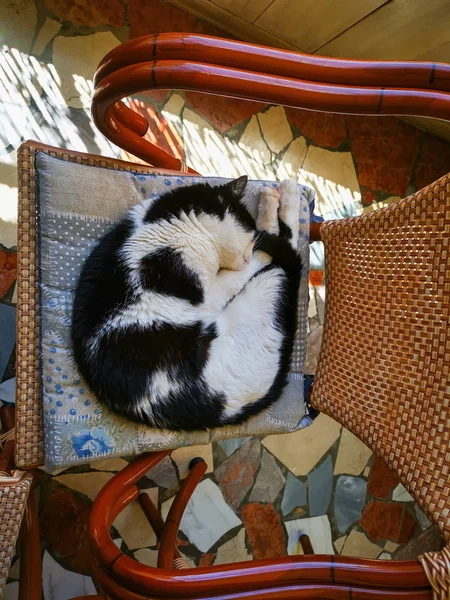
36;152;314;471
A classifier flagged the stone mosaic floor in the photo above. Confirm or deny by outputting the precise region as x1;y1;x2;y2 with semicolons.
0;0;448;597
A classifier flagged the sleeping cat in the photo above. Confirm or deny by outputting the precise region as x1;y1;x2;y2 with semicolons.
71;176;301;431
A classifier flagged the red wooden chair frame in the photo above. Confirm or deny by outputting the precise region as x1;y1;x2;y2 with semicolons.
15;32;450;599
89;452;431;600
92;33;450;172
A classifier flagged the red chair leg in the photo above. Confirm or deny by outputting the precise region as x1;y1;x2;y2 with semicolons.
157;458;207;569
19;487;41;600
299;535;315;555
138;493;183;561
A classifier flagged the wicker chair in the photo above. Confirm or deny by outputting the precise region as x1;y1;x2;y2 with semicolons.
6;33;450;599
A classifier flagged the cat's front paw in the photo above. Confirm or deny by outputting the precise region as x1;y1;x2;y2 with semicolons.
257;187;280;235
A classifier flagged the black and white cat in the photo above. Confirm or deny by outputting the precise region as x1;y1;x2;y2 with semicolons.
72;177;301;431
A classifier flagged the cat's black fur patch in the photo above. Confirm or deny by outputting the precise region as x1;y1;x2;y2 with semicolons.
72;217;134;338
140;248;203;305
144;180;256;232
75;319;223;430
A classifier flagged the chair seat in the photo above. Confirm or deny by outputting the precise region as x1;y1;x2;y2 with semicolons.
16;141;314;471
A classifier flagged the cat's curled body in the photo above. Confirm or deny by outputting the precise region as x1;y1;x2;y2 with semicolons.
72;176;301;431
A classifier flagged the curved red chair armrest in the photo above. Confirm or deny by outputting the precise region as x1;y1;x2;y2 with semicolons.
89;453;431;599
92;33;450;170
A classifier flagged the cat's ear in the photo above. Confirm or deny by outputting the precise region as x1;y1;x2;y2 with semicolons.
228;175;248;199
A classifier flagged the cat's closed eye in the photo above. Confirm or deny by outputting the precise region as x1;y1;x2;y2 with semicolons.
243;240;254;264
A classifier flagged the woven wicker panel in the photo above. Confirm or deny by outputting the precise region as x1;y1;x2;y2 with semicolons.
0;472;32;590
16;141;173;469
312;173;450;543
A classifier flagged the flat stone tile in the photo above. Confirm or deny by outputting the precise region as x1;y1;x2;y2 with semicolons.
367;456;398;499
249;450;285;503
362;195;401;214
113;498;157;550
184;92;264;134
334;535;347;554
415;134;450;190
299;146;361;217
42;0;125;26
90;457;128;472
285;515;333;555
183;108;276;180
242;502;286;560
31;17;61;56
238;115;272;165
308;455;333;516
0;250;17;299
8;557;20;580
40;485;90;574
215;528;252;565
360;500;403;541
276;136;308;180
281;472;307;516
414;505;432;531
217;437;250;458
54;472;114;502
341;530;381;559
162;93;185;119
392;483;414;503
171;444;213;479
398;510;418;543
0;0;37;53
53;32;120;108
395;526;444;560
134;548;158;567
257;106;293;154
384;541;399;553
286;108;347;149
141;487;158;508
161;496;174;522
180;479;241;553
42;551;96;599
334;475;367;534
334;428;372;476
262;414;341;476
146;455;178;491
3;582;19;600
348;116;419;198
216;438;261;509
